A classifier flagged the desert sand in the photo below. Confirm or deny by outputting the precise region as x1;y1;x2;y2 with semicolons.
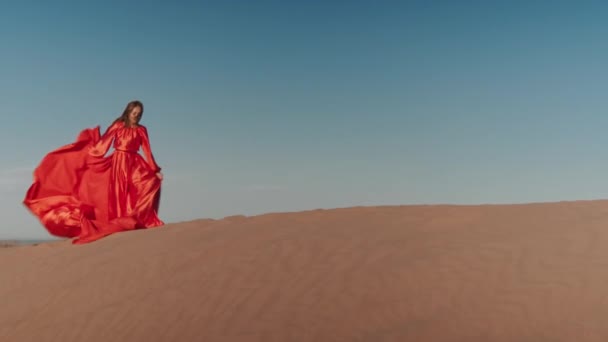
3;200;608;341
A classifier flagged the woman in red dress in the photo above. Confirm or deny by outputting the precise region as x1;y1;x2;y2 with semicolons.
23;100;164;244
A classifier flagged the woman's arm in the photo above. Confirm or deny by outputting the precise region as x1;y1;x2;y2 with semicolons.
89;121;119;157
140;125;161;173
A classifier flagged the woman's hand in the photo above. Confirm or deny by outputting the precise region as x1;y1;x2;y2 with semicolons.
156;172;163;180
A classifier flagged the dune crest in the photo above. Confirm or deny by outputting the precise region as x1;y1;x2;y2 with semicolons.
3;201;608;341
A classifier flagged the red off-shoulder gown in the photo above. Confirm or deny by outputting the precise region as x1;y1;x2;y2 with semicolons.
23;121;164;244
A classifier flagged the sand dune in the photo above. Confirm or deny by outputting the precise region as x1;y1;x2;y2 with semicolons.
3;201;608;341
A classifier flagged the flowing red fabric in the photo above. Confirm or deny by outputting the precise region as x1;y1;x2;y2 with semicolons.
23;121;164;244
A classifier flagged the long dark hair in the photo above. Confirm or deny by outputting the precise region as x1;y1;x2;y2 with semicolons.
113;100;144;127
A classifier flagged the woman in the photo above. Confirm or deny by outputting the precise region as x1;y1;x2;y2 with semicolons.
23;100;164;244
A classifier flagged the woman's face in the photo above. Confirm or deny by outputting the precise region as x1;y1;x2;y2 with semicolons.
128;106;142;125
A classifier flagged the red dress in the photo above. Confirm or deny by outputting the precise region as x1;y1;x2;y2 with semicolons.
23;121;164;244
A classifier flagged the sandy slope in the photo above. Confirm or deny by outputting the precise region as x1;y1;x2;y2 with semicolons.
3;201;608;341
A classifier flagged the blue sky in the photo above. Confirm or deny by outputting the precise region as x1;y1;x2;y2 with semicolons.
2;1;608;239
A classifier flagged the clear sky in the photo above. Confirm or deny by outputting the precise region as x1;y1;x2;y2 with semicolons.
2;1;608;239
